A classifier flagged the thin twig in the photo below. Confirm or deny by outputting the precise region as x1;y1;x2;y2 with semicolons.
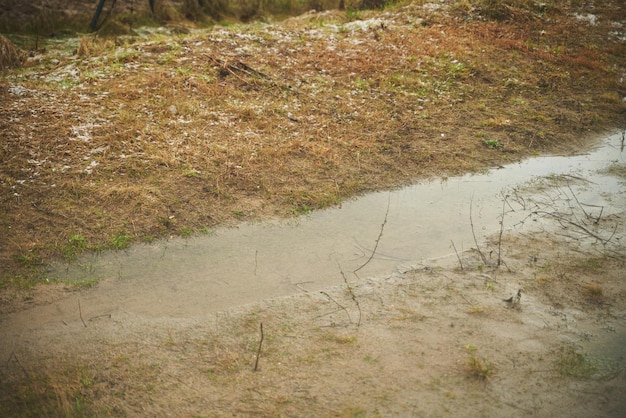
312;308;344;320
78;298;87;328
470;194;489;266
8;352;30;379
338;263;361;327
160;241;168;260
295;282;311;293
320;291;351;323
503;194;517;213
594;206;604;225
254;250;258;276
563;183;588;224
534;211;614;244
354;194;391;273
497;195;507;267
253;322;264;372
88;314;112;321
604;222;619;244
450;240;464;271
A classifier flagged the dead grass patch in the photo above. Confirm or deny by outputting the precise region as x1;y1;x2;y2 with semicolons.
2;1;626;282
0;34;25;70
582;283;604;304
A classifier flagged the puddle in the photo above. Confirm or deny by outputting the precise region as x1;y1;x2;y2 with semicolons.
48;131;625;318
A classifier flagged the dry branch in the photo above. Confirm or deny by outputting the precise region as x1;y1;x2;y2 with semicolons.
253;322;264;372
339;263;362;327
354;194;390;273
534;210;616;244
8;352;30;379
320;291;351;324
470;194;489;266
451;240;464;271
497;195;507;267
78;298;87;328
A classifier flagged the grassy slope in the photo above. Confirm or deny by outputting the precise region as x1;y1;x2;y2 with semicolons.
1;0;625;284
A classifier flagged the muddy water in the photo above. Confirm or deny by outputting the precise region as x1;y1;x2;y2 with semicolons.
44;131;625;318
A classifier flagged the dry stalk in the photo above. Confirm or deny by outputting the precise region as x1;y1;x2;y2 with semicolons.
8;352;30;379
78;298;87;328
354;193;390;273
470;194;489;266
497;194;508;267
450;240;464;271
254;249;258;276
253;322;264;372
534;210;616;244
320;291;351;324
338;263;362;327
0;34;26;70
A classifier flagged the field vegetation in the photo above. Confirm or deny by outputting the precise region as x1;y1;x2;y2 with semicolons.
1;0;625;287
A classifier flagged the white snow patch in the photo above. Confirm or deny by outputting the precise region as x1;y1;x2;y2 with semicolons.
573;13;597;25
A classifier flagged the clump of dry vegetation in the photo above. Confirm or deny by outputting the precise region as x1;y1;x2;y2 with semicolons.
1;0;625;284
583;283;604;304
464;345;494;381
0;34;25;70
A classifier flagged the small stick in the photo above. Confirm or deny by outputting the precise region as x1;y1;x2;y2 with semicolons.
604;222;618;244
535;211;614;243
78;299;87;328
470;194;489;266
253;322;264;372
312;308;344;320
339;263;362;327
254;250;258;276
321;291;351;323
451;240;464;271
497;195;507;267
8;352;30;379
566;183;589;219
88;314;112;321
160;241;168;260
295;283;309;293
354;194;391;273
594;206;604;225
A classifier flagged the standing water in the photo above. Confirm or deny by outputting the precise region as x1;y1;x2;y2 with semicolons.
47;131;625;318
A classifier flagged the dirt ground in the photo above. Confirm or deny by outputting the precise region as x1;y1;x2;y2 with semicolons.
1;0;626;416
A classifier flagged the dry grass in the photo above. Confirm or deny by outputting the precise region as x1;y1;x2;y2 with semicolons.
0;34;25;70
582;283;604;304
1;0;626;283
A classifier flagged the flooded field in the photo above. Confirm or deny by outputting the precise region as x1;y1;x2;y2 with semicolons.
2;131;625;417
43;131;625;317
